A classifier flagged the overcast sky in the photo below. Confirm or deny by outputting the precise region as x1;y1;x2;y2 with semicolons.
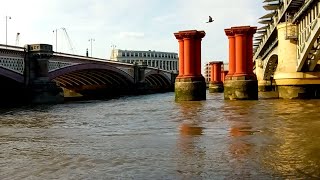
0;0;266;67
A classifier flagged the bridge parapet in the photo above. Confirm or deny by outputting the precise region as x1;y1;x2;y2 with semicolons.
254;0;303;60
48;61;79;72
0;55;24;74
296;1;320;71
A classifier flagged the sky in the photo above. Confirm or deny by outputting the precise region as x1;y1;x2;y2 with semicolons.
0;0;266;68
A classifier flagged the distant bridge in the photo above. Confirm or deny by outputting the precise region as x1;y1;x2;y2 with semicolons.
0;44;177;104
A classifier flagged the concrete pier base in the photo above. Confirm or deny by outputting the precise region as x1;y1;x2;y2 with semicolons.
258;80;276;92
209;82;224;93
175;76;206;101
277;85;320;99
30;81;64;104
224;79;258;100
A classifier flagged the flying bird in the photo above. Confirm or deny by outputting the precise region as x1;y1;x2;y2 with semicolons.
206;16;214;23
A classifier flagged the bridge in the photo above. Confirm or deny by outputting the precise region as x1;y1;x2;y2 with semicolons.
254;0;320;99
0;44;176;104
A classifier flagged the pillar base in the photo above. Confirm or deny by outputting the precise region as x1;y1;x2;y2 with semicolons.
258;80;276;92
209;82;223;93
175;76;206;101
30;81;64;104
278;85;320;99
224;79;258;100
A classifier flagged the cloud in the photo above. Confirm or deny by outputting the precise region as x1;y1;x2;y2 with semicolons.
152;14;176;23
0;0;266;62
118;32;145;39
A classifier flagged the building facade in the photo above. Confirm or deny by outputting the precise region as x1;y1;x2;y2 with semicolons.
110;49;178;72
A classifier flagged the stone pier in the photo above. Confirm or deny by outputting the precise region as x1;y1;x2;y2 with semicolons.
224;26;258;100
209;61;223;93
174;30;206;101
272;23;320;99
25;44;64;104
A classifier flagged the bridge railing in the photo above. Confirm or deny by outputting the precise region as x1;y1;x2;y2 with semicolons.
296;1;320;71
0;44;25;51
53;52;134;66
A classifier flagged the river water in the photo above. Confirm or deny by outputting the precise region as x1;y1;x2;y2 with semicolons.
0;91;320;179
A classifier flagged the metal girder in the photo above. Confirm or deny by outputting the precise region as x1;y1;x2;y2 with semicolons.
308;40;320;71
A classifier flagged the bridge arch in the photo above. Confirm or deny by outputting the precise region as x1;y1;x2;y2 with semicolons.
49;63;134;83
0;66;24;83
263;47;278;80
49;63;135;96
145;70;172;89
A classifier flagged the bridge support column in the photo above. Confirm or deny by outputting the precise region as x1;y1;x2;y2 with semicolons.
224;26;258;100
25;44;63;104
255;58;273;91
274;22;320;99
174;30;206;101
133;62;148;92
209;61;223;93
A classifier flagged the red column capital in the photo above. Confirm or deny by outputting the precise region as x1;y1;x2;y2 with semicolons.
174;30;205;78
226;26;257;77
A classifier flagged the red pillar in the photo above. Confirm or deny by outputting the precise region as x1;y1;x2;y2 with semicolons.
231;26;257;77
210;63;214;82
178;39;184;77
209;61;223;83
195;38;202;76
174;30;205;78
173;30;207;100
234;33;247;76
221;70;228;82
213;62;222;82
183;37;194;77
224;29;236;77
174;33;184;77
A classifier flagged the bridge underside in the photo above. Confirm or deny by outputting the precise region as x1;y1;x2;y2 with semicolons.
51;69;135;98
51;69;173;99
145;73;172;92
0;76;29;105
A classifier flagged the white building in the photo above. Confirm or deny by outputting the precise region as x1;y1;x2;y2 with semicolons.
110;49;178;71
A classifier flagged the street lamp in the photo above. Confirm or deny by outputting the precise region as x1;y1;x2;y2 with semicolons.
88;38;95;57
5;16;11;47
53;28;64;52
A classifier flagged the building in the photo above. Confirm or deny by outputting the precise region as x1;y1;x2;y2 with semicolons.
204;62;229;83
204;63;211;83
110;49;178;72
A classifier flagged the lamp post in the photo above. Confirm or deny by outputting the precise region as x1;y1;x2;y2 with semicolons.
5;16;11;47
88;38;95;57
53;28;64;52
53;29;57;52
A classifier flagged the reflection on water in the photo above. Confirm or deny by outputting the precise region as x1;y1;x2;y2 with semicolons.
176;102;205;179
0;92;320;179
